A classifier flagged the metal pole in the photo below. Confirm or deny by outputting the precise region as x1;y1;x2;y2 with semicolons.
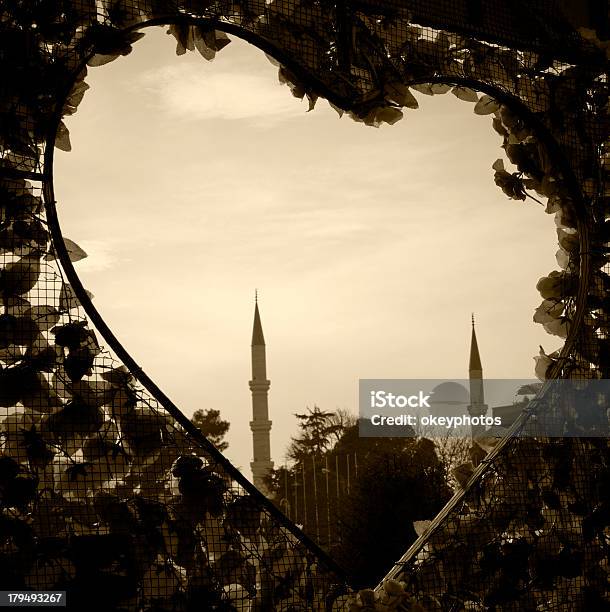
312;455;320;542
293;466;299;525
347;453;350;495
325;455;331;548
284;465;289;521
335;454;341;546
335;454;340;501
302;462;308;528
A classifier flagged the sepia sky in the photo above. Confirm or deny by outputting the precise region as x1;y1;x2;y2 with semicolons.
54;27;562;475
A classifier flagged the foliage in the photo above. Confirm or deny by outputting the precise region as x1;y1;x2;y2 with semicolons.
269;413;452;587
432;434;473;490
333;436;452;589
0;1;607;610
286;405;343;461
190;408;230;452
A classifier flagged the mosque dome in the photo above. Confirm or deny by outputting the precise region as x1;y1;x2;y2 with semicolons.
427;382;470;417
429;382;470;406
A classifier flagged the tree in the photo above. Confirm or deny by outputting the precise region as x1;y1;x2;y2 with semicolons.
190;409;230;452
432;434;472;491
266;407;352;539
326;408;357;443
333;434;452;588
286;406;344;461
266;409;453;588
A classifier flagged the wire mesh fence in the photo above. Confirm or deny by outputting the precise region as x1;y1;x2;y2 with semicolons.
0;0;608;610
271;454;359;552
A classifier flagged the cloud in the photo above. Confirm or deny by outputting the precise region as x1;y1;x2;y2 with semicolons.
138;64;307;126
72;239;119;273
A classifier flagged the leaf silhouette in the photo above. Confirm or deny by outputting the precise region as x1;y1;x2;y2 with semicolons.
413;520;432;537
13;318;40;347
5;296;31;317
65;462;94;481
0;255;41;296
214;550;256;591
100;364;133;386
452;461;475;488
64;237;87;261
176;466;228;517
46;238;87;263
21;426;55;468
58;282;79;311
24;557;74;590
132;497;168;530
87;53;120;67
1;474;38;509
141;561;181;600
55;121;71;152
82;23;145;57
451;86;479;102
384;82;419;108
474;94;500;115
81;436;115;461
51;321;90;349
536;271;577;299
0;313;19;348
0;365;40;407
93;492;137;533
493;164;527;200
21;375;64;411
225;495;262;537
171;455;204;478
0;345;25;365
0;218;48;255
70;533;130;570
23;306;60;331
71;379;116;408
24;341;61;372
0;513;34;551
411;83;434;96
1;412;36;461
43;400;104;440
430;83;451;94
534;346;556;380
0;457;20;485
533;299;564;324
64;345;97;381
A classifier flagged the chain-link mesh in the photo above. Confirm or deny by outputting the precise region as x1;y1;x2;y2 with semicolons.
0;1;608;610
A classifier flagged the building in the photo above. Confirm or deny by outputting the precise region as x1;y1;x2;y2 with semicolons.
429;315;529;437
468;314;489;437
249;294;274;494
469;315;532;432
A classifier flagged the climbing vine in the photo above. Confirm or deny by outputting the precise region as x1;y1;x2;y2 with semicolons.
0;1;608;611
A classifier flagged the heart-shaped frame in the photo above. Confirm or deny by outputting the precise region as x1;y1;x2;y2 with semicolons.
1;2;608;610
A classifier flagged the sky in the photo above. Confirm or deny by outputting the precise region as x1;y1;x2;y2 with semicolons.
54;26;562;476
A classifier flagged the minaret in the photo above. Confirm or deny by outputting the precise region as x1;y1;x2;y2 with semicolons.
468;314;488;438
249;292;273;495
